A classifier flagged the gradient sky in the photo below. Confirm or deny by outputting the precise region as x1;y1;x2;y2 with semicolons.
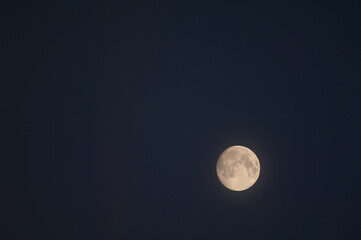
2;1;361;239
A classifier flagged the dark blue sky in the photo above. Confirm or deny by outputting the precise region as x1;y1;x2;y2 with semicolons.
2;1;361;239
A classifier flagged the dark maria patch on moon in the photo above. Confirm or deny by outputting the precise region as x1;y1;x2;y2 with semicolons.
244;158;254;169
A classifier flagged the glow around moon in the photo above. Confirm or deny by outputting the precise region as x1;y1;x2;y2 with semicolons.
216;146;260;191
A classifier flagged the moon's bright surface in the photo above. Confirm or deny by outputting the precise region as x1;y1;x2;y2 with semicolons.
216;146;260;191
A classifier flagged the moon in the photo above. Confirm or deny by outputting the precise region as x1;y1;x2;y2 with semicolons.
216;145;260;191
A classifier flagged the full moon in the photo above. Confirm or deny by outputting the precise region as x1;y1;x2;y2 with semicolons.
216;145;260;191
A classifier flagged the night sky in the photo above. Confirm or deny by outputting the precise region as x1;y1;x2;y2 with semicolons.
2;1;361;239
